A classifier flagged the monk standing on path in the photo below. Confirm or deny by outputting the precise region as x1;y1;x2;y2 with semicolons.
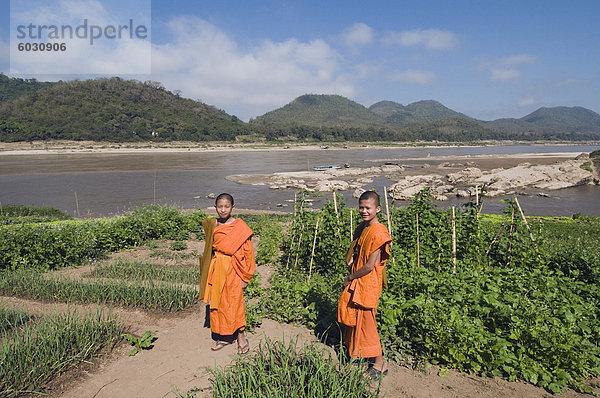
338;190;392;380
199;193;255;354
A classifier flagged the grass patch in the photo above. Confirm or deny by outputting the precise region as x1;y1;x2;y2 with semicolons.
0;204;72;225
0;310;121;398
0;269;197;312
89;259;200;285
0;306;32;335
207;338;379;398
149;249;196;261
580;161;593;172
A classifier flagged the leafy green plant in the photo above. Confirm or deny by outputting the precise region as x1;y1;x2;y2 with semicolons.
260;190;600;393
170;241;188;251
0;205;207;271
123;331;156;356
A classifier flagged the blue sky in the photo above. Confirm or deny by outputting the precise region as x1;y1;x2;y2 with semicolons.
2;0;599;122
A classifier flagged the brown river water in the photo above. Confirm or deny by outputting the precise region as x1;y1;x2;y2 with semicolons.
0;144;599;217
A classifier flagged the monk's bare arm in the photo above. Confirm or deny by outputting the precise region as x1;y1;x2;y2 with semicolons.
344;246;382;286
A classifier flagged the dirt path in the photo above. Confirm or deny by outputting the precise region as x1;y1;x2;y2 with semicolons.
2;294;598;398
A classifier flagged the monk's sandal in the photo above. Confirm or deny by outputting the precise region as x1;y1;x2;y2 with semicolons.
366;367;388;380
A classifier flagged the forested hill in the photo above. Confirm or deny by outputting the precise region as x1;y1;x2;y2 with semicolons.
0;73;56;103
0;77;245;142
1;74;599;143
484;106;600;138
251;94;387;128
369;99;474;125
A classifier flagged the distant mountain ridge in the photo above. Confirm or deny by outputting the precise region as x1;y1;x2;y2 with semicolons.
369;99;473;125
256;94;600;137
252;94;386;127
1;74;599;142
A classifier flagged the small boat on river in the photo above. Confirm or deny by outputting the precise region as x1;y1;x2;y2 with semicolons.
313;165;341;171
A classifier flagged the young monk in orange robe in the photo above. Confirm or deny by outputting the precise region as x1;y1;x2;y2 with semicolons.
199;193;255;354
338;190;392;379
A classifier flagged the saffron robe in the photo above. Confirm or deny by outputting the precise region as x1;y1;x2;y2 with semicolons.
338;222;391;358
202;218;255;335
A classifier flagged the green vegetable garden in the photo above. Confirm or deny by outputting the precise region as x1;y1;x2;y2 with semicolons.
0;194;599;396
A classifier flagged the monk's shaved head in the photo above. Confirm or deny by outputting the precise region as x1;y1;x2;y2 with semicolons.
215;193;234;206
359;190;380;207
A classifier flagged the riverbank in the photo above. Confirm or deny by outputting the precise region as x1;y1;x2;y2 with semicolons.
2;143;599;217
1;139;599;156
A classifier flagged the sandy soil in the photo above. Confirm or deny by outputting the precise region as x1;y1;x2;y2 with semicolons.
0;139;594;156
2;291;597;398
0;140;341;155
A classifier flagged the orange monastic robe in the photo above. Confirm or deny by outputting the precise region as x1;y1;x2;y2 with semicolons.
338;222;391;359
203;218;255;335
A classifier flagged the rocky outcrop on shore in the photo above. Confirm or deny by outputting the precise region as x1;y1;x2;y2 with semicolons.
226;165;403;192
227;154;597;200
389;157;595;200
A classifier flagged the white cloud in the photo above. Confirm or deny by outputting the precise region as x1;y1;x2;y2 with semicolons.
151;17;355;120
500;54;535;67
381;29;458;50
485;54;535;83
340;23;374;51
559;78;585;86
9;0;151;75
491;68;520;81
519;97;535;106
391;69;435;84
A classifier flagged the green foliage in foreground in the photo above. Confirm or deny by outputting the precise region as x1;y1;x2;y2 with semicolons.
90;259;200;285
262;190;600;393
244;214;286;265
0;310;121;398
208;338;380;398
0;269;197;312
0;306;32;335
123;331;156;356
0;204;73;225
0;204;207;270
382;266;600;394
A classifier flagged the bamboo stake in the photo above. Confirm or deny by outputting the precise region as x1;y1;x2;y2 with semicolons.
153;171;157;203
286;232;296;268
383;186;395;265
74;192;80;217
333;190;339;218
416;213;420;267
475;185;479;207
452;206;457;273
293;232;303;269
349;208;353;243
308;218;320;283
486;218;507;257
332;191;342;242
384;186;392;239
514;196;535;242
294;192;297;219
507;207;515;267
